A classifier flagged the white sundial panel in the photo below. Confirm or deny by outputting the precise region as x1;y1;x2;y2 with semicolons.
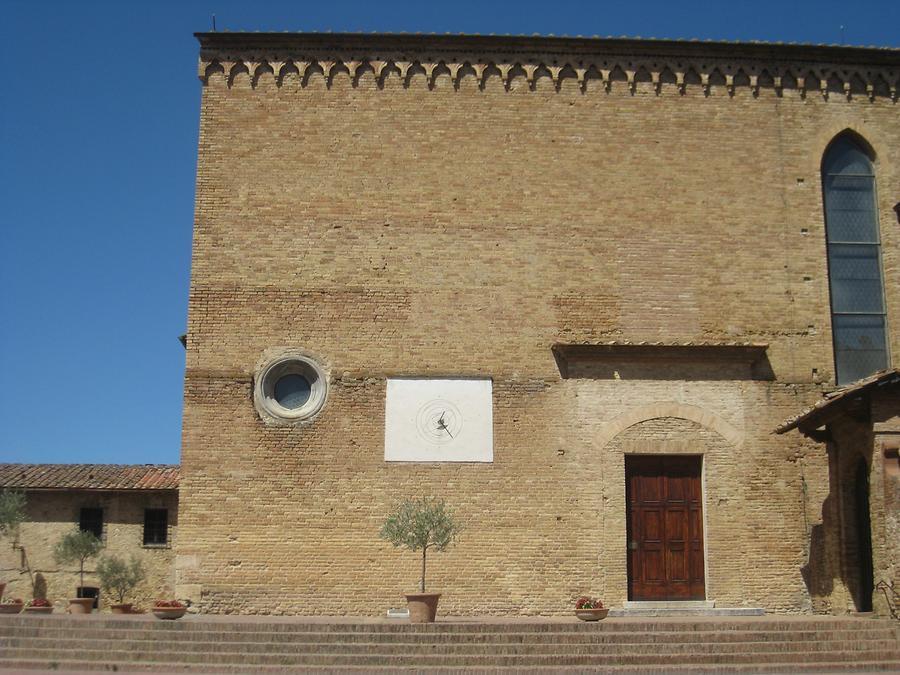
384;379;493;462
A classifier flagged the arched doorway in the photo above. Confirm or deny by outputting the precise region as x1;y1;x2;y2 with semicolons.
853;458;874;612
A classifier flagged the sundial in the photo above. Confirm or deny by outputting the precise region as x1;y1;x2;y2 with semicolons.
385;379;493;462
415;400;463;445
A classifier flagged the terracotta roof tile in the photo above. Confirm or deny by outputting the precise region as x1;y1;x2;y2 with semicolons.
0;464;179;491
776;368;900;434
559;340;768;348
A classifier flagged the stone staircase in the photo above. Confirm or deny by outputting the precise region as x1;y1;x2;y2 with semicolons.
0;615;898;672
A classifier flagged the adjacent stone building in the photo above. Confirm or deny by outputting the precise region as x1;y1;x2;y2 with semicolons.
778;370;900;615
0;464;179;609
176;32;899;617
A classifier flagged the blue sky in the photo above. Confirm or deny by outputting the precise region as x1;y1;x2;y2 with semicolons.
1;0;898;466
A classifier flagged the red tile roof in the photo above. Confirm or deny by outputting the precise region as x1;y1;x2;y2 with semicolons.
776;369;900;434
0;464;179;491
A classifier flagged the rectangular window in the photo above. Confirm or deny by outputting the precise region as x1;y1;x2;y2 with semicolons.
79;507;103;538
143;508;168;546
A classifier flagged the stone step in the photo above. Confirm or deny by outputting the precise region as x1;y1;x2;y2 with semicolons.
613;601;767;617
623;600;718;609
0;636;897;653
610;608;766;617
1;616;895;673
2;636;897;656
1;625;895;645
3;646;899;667
0;615;893;634
0;660;897;674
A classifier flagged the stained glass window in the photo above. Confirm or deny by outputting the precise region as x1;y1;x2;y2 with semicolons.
822;135;888;384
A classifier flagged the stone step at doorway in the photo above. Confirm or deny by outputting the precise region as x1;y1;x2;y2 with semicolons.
612;600;765;617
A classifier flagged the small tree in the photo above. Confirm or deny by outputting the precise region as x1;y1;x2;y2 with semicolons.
96;554;145;604
0;489;37;596
0;490;26;543
379;497;461;593
53;529;103;595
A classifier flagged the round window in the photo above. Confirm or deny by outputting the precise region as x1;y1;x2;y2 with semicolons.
274;374;311;409
254;353;327;422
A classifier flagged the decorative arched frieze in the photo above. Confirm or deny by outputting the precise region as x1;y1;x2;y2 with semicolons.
226;61;249;88
595;403;744;451
197;52;899;102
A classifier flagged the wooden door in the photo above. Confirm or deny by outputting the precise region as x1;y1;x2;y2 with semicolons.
626;455;705;601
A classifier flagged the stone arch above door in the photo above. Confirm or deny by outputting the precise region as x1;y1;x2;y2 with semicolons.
595;402;744;451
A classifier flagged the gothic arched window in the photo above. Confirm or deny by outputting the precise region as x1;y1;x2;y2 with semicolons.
822;134;889;385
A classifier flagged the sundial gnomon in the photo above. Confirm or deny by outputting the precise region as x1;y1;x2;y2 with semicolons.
415;399;463;445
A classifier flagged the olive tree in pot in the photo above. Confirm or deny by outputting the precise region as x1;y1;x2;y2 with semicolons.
53;529;103;614
379;497;461;623
96;554;145;614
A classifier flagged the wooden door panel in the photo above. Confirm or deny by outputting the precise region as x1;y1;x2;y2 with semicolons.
644;510;662;541
667;547;688;581
688;506;702;538
667;475;687;501
627;455;705;601
665;508;687;540
643;549;665;582
640;474;664;502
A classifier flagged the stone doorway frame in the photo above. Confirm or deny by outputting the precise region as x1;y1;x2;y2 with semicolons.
597;402;742;606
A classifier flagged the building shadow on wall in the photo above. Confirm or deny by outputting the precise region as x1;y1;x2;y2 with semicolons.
552;344;775;381
801;518;833;602
801;471;872;613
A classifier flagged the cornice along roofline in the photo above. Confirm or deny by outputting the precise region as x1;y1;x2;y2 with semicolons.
195;32;900;62
195;31;899;100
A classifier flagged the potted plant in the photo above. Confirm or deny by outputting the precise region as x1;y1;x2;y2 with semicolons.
53;529;103;615
96;554;145;614
0;598;24;614
574;595;608;621
152;599;187;620
379;497;461;623
24;598;53;614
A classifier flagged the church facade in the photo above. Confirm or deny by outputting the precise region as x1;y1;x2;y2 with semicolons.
177;32;899;616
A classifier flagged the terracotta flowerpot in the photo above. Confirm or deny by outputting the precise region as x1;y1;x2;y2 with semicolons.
0;603;24;614
24;606;53;614
575;607;609;621
152;606;187;620
405;592;441;623
68;598;94;614
110;603;133;615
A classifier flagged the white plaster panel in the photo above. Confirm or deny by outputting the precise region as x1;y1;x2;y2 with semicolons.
385;378;493;462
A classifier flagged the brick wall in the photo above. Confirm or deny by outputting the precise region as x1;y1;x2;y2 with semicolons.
178;35;899;615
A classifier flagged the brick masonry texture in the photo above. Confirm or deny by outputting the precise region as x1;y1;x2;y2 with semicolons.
178;34;899;616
